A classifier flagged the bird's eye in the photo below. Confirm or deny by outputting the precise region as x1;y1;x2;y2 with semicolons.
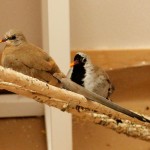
8;35;16;40
82;58;86;63
11;35;16;40
75;58;79;61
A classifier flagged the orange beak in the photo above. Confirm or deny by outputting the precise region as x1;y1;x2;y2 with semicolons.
70;62;75;67
0;38;7;43
70;60;79;67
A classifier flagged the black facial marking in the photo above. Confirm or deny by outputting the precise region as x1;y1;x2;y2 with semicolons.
8;35;16;40
71;54;86;86
71;64;86;86
74;54;87;64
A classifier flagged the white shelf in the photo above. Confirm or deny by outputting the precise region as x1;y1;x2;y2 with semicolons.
0;94;44;117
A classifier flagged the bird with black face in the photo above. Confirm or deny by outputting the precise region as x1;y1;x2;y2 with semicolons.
67;52;114;99
0;29;65;87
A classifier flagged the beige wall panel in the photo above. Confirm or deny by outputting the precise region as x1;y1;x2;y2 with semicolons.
0;0;42;51
70;0;150;49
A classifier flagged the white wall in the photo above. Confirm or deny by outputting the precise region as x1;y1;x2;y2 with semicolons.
42;0;72;150
70;0;150;49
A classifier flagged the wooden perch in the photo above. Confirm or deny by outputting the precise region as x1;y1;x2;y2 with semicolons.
0;66;149;142
0;81;150;142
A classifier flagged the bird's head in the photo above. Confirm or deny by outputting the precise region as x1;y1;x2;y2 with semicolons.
70;52;90;67
0;29;27;46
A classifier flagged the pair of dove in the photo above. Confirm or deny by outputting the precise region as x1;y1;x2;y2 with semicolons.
1;29;149;123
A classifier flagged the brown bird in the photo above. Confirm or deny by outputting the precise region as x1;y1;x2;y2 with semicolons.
0;29;64;87
67;52;114;99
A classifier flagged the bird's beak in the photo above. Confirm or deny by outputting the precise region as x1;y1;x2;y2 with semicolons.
70;60;79;67
0;38;8;43
70;62;75;67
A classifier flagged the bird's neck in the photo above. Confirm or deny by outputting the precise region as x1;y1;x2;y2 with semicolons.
6;40;27;47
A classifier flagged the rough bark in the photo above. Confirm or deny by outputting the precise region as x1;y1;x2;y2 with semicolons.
0;66;149;141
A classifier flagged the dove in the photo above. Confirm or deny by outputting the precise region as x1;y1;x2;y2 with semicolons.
67;52;114;99
0;29;64;87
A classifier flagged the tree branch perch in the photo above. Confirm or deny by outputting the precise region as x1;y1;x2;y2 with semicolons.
0;66;149;141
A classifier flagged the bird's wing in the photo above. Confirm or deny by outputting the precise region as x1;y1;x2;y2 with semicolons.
96;67;115;93
93;65;115;96
14;43;61;74
93;65;110;81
